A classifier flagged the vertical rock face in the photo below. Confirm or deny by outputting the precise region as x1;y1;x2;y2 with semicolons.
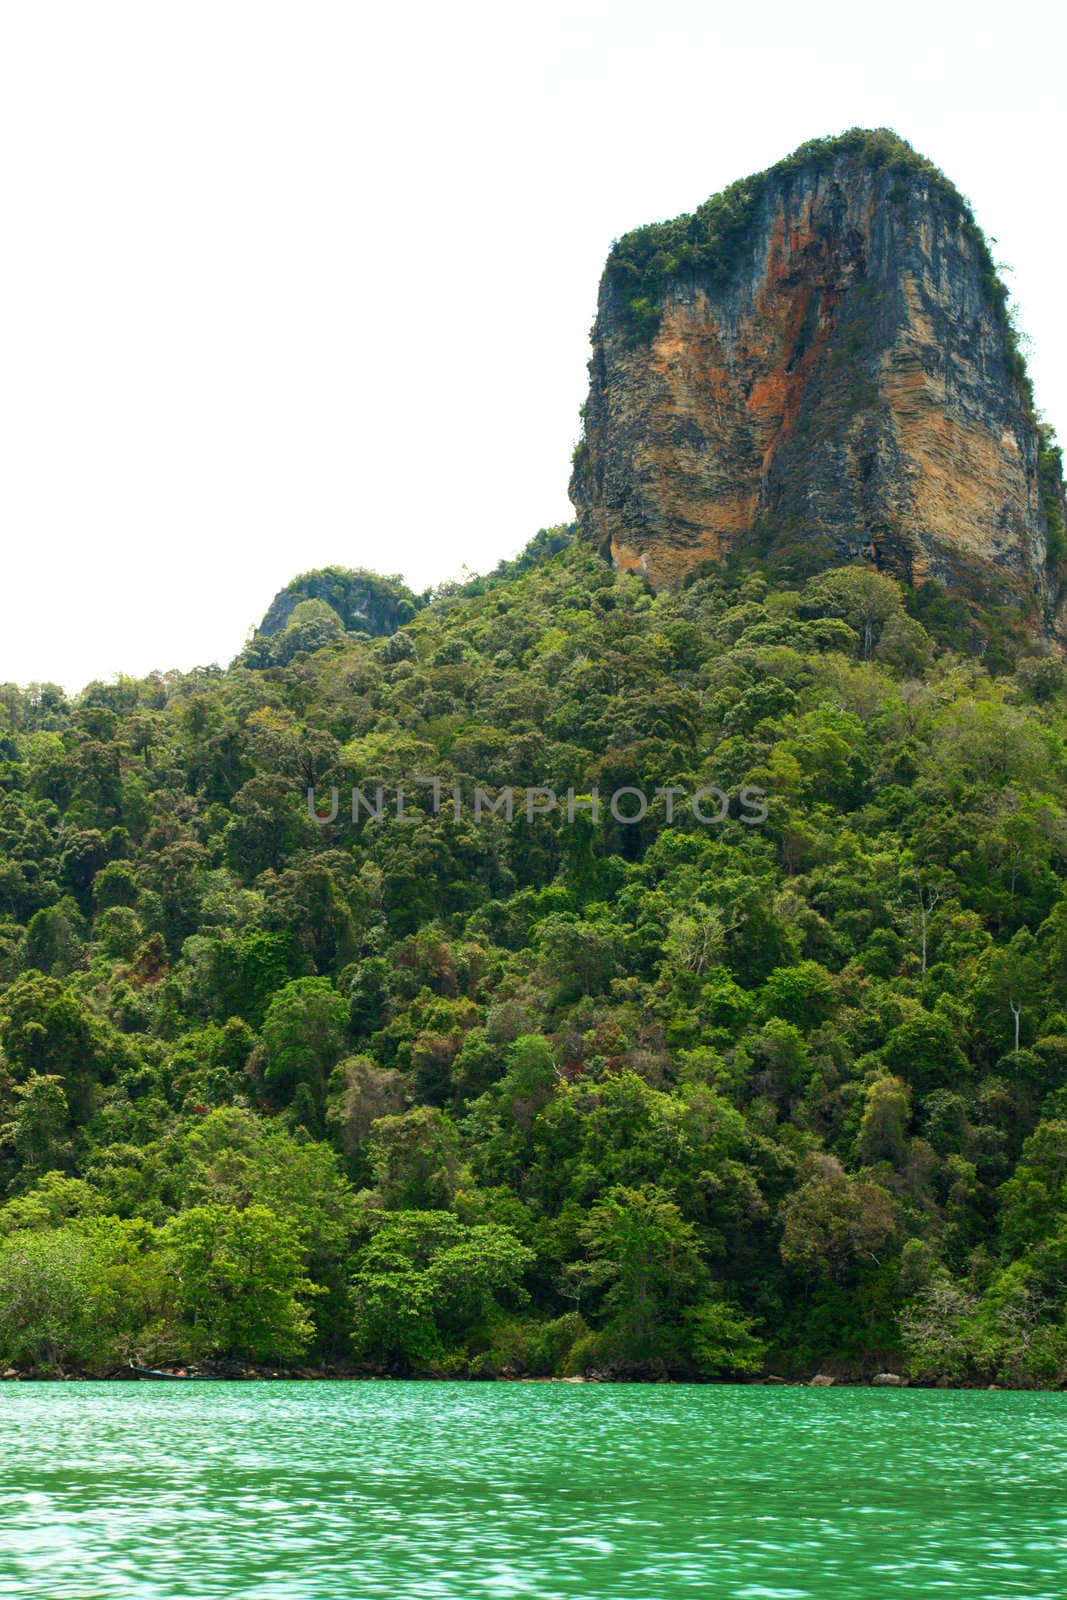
570;130;1062;620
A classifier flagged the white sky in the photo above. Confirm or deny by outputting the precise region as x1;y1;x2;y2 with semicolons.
2;0;1065;691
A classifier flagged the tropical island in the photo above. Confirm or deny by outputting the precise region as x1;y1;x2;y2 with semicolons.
1;132;1066;1387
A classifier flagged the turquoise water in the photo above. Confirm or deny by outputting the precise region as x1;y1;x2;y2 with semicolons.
0;1382;1064;1598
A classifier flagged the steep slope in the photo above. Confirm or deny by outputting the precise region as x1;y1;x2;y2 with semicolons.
4;538;1067;1382
571;129;1064;622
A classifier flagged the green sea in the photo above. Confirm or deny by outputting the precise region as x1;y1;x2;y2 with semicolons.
0;1382;1064;1598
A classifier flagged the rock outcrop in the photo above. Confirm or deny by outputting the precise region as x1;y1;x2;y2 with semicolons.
255;567;419;640
240;567;420;668
570;129;1064;622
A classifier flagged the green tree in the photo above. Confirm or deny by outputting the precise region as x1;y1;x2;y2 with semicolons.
0;1218;170;1372
1;1074;73;1177
261;977;349;1112
779;1167;897;1283
760;961;836;1027
682;1295;767;1376
855;1075;911;1168
349;1211;533;1367
369;1106;463;1210
0;1228;109;1370
162;1203;318;1361
998;1121;1067;1253
882;1012;970;1098
801;567;903;659
578;1185;709;1365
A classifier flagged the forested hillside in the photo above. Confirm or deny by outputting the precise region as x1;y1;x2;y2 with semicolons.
2;536;1067;1383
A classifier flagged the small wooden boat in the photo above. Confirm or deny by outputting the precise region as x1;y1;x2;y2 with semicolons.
129;1364;220;1380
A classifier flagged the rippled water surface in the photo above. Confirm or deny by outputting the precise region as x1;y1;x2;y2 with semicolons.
0;1382;1065;1598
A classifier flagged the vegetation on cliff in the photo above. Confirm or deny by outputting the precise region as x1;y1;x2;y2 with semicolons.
1;535;1067;1383
245;568;421;668
604;128;1030;404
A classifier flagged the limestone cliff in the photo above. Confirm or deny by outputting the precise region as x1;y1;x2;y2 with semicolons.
570;129;1064;622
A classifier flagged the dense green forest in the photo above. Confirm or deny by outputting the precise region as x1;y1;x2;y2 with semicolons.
2;536;1067;1384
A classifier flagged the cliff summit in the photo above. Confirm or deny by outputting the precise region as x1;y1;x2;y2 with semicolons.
570;129;1065;628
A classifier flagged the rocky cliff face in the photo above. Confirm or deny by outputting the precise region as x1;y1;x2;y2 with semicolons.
570;130;1063;620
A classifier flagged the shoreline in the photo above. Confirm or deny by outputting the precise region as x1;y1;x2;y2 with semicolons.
1;1367;1059;1391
